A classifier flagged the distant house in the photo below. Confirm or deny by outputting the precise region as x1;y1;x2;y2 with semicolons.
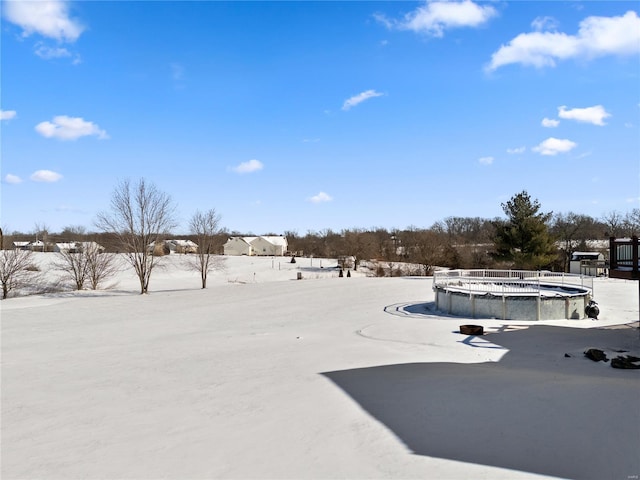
14;240;47;251
223;237;255;256
250;236;288;256
54;242;81;253
81;242;106;254
54;242;106;254
166;239;198;254
148;239;199;255
223;236;288;256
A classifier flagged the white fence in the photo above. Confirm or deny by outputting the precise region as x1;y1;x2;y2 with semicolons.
432;269;593;297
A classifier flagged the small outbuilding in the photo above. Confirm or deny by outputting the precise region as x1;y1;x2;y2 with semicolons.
569;251;605;276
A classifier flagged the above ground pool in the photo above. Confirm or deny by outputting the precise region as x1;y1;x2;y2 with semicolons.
432;269;594;321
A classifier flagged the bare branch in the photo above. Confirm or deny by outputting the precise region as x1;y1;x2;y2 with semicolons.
95;178;177;294
189;209;224;288
0;249;37;299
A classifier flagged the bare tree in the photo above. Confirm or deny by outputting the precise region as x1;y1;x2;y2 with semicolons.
53;245;89;290
60;225;87;240
341;228;374;270
53;241;119;291
551;212;598;272
0;248;37;299
623;208;640;237
85;242;120;290
407;229;444;275
33;222;50;251
95;178;177;294
601;210;625;237
189;209;225;288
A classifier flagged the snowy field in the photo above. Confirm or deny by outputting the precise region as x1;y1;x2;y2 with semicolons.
2;254;639;480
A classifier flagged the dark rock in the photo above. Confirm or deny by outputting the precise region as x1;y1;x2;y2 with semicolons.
611;356;640;369
584;348;608;362
564;353;571;358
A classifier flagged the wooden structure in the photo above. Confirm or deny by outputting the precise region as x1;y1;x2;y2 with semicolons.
610;237;640;335
609;236;639;280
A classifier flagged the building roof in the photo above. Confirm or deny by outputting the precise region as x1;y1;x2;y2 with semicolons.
257;236;288;247
225;236;288;247
56;242;79;250
168;239;198;247
225;237;254;245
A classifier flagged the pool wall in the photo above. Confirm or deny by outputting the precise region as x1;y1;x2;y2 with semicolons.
434;287;591;321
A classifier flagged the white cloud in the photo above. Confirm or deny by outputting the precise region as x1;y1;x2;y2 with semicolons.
30;170;63;182
35;116;109;140
506;146;526;154
3;0;84;42
376;0;497;37
541;117;559;128
342;90;384;111
531;16;559;32
34;42;71;59
308;192;333;203
487;10;640;71
230;159;264;174
0;110;17;120
532;137;577;156
4;174;23;184
558;105;611;126
574;151;592;160
478;156;494;165
33;42;81;64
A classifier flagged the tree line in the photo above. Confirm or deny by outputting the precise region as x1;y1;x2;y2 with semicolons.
1;178;639;297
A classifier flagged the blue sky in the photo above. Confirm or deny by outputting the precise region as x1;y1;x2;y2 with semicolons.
1;1;639;235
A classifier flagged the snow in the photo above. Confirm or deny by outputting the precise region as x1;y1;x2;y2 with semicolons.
2;254;639;479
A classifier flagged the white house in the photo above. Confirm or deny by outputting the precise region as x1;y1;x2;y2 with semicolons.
223;236;288;256
251;236;288;256
223;237;255;256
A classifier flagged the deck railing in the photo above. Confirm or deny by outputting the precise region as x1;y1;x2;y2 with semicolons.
609;236;639;280
432;269;593;296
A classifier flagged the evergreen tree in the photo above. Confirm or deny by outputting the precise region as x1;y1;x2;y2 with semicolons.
492;191;556;269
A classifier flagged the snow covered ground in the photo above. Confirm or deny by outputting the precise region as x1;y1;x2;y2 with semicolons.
2;254;639;479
